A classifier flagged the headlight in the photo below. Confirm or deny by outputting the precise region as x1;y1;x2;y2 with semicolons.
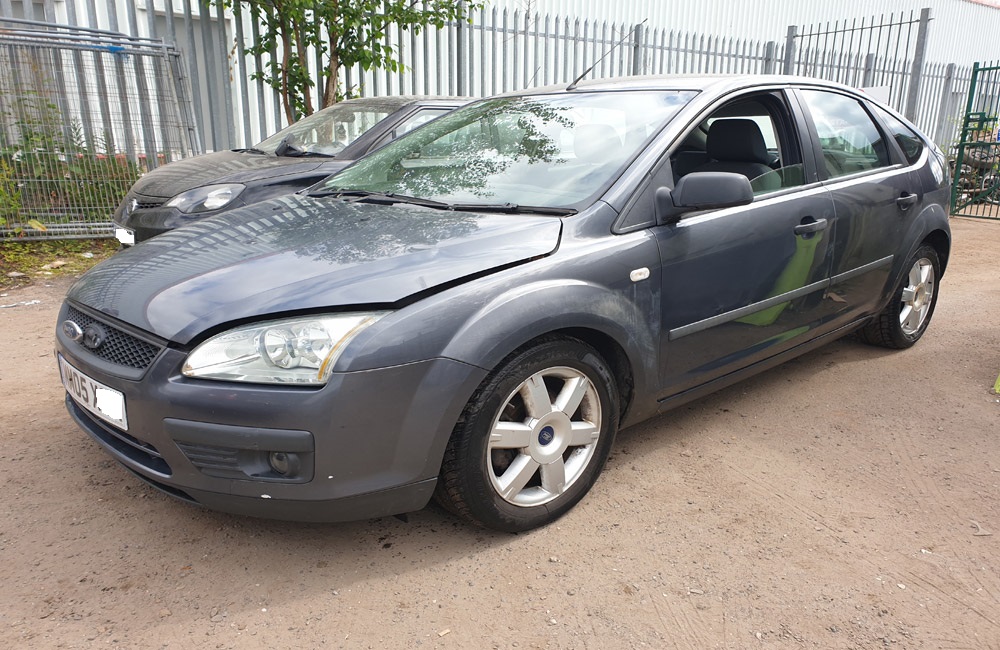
182;313;388;385
165;183;245;213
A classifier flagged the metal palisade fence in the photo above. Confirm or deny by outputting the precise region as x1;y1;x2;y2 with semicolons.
0;1;978;239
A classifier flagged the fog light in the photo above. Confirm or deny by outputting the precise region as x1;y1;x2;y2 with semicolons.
268;451;300;477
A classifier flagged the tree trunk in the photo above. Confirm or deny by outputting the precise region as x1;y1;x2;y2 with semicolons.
279;22;294;123
293;17;313;116
323;49;341;108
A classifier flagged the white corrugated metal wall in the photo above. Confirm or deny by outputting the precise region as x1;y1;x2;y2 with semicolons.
2;0;997;149
491;0;1000;64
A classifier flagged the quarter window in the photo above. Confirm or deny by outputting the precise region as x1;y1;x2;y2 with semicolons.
874;107;925;165
800;90;889;178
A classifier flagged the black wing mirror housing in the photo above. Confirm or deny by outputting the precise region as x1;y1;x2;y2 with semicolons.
655;172;755;225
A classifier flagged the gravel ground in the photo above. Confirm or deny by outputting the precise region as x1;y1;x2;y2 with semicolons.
0;217;998;649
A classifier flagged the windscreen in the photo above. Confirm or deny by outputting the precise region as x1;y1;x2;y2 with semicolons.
256;103;399;156
323;91;696;208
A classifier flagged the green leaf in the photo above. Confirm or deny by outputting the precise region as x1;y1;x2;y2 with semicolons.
222;0;480;118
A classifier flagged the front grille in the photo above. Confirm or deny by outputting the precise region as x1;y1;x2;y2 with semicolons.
66;306;162;370
125;192;165;212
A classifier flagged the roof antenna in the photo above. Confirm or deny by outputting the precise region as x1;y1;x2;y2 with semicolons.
567;19;648;91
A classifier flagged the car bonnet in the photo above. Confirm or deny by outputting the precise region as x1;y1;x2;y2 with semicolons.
67;194;562;344
129;150;332;198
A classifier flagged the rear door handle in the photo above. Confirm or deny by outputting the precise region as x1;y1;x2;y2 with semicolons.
896;193;918;210
794;217;828;237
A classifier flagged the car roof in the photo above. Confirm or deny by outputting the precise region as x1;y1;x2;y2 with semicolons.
332;95;470;110
498;74;863;98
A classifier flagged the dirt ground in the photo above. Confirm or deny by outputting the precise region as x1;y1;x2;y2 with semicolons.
1;217;998;649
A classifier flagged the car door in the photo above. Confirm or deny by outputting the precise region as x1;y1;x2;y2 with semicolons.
650;90;839;397
795;88;915;322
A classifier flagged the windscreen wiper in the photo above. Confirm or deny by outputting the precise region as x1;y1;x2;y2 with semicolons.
307;191;575;215
231;147;268;154
278;150;336;158
449;202;577;216
307;189;452;210
273;135;334;158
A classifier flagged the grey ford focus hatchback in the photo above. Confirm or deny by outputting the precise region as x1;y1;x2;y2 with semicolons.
57;76;950;532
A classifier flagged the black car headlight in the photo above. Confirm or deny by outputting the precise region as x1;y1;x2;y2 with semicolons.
182;313;388;385
165;183;246;214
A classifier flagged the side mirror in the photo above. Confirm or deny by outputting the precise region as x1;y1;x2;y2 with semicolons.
655;172;755;224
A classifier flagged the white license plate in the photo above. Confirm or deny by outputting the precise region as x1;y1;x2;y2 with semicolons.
59;355;129;431
114;227;135;246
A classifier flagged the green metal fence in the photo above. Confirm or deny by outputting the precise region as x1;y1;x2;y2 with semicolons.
950;62;1000;219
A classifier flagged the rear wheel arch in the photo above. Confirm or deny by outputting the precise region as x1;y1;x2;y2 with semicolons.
921;228;950;275
858;243;940;349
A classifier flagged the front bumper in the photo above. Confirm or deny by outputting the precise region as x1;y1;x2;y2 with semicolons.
56;302;487;522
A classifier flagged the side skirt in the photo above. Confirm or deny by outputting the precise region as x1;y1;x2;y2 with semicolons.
655;316;871;414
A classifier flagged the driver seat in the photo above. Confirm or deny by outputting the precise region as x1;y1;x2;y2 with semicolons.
692;118;774;181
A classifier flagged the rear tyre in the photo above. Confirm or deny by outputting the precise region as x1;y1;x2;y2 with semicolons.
857;245;940;349
435;337;618;532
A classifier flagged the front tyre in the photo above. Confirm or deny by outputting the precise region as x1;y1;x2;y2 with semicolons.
435;337;619;532
858;244;941;349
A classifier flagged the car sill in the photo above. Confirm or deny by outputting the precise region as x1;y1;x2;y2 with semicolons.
657;316;870;412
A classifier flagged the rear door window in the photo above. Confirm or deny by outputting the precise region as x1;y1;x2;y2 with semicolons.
799;89;890;178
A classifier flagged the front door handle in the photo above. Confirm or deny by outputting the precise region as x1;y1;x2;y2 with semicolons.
794;217;828;237
897;193;918;210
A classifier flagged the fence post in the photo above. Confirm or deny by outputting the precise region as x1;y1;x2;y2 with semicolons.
456;0;467;95
950;62;980;215
904;7;932;121
214;0;234;149
782;25;797;75
233;2;252;147
198;0;222;148
934;63;956;146
631;22;644;75
862;53;876;87
763;41;777;74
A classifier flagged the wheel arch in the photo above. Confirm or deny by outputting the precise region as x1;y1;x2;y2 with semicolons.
904;201;950;275
439;280;658;427
921;228;951;275
499;327;637;426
